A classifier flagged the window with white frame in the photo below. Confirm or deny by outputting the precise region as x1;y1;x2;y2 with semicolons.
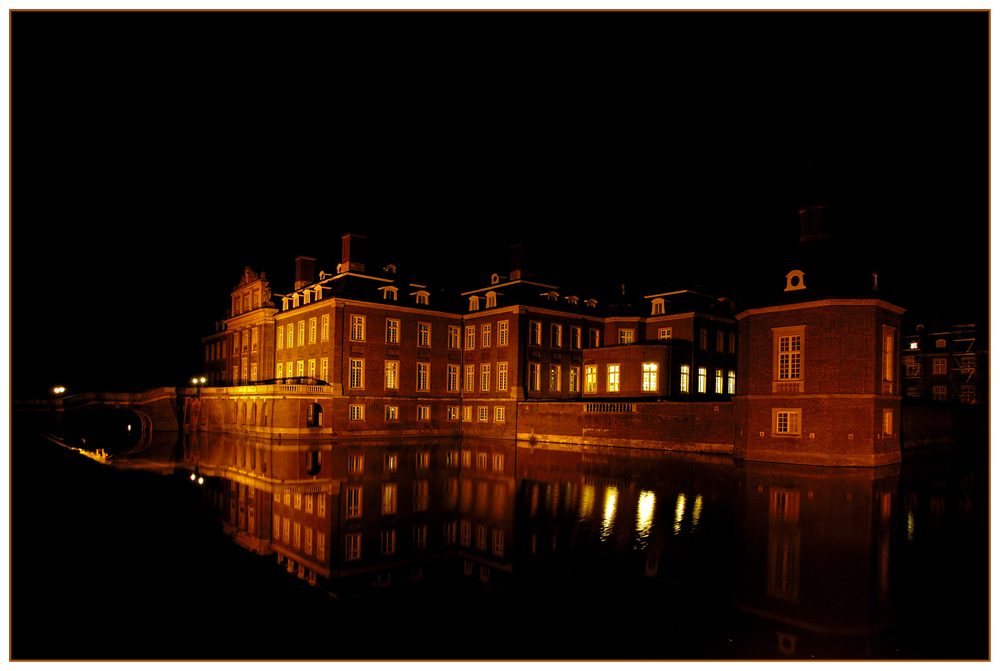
550;364;561;392
497;362;508;391
386;318;399;344
351;315;365;341
529;363;540;391
495;406;505;422
417;363;429;391
642;363;658;392
697;367;707;393
415;291;429;305
774;326;804;390
447;364;459;392
552;324;562;348
466;326;475;349
346;533;361;560
298;321;305;346
449;326;460;349
469;296;480;312
530;322;541;346
482;324;491;348
321;358;328;381
286;325;294;349
478;406;488;422
418;322;431;347
347;486;362;518
589;329;600;348
308;359;316;378
607;364;620;392
499;321;509;346
933;358;946;375
309;318;317;344
463;406;472;422
286;361;293;378
728;332;736;354
571;326;581;349
569;366;579;393
461;520;471;546
277;326;284;349
466;365;475;391
350;404;364;421
774;409;801;435
448;406;459;420
619;329;634;345
585;365;597;393
659;327;672;341
296;360;304;377
652;298;665;315
418;406;430;420
486;291;497;308
715;368;723;394
322;314;330;341
481;364;491;392
728;370;736;395
276;363;283;380
305;527;312;555
386;406;398;421
350;359;364;389
680;365;690;393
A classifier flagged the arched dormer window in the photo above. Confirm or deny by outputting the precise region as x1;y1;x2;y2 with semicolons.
469;296;480;311
936;339;946;348
565;296;578;305
380;286;398;300
585;298;598;309
303;289;311;304
314;286;322;300
542;291;559;301
292;293;300;308
486;291;497;309
491;273;500;285
384;264;397;274
281;297;289;311
784;270;806;292
414;291;429;305
651;298;665;315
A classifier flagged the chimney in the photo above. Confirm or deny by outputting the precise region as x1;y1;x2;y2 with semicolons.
798;203;834;246
341;233;366;273
294;256;317;290
509;243;531;280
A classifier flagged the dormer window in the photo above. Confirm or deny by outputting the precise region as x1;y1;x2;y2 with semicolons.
486;292;497;309
292;293;300;308
491;273;500;285
415;291;429;305
651;298;665;315
314;286;322;300
585;298;598;309
384;264;396;274
936;339;946;348
909;341;918;350
303;290;311;305
281;297;289;311
784;270;806;292
469;296;480;312
565;296;578;305
381;286;398;301
542;291;559;301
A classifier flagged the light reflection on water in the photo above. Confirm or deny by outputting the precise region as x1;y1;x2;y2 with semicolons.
124;431;987;659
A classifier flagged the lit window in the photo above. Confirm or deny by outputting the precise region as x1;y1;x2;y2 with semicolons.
607;364;620;392
642;363;658;392
308;359;315;378
417;363;430;391
286;362;293;378
350;359;364;389
382;483;397;514
347;486;362;518
277;326;284;349
552;324;562;348
728;370;736;395
447;364;459;392
466;326;475;350
296;360;304;377
530;322;541;346
350;404;364;421
298;321;305;346
529;363;540;391
466;365;475;391
498;321;509;347
569;366;579;393
498;362;508;391
418;323;431;347
697;367;707;393
351;315;365;341
276;364;283;380
659;328;672;341
774;409;802;435
321;314;329;341
286;325;294;349
386;406;398;421
933;358;946;375
386;319;399;344
585;365;597;393
549;365;561;392
482;324;491;348
482;364;491;392
619;329;634;345
449;326;460;349
715;369;723;394
309;318;317;344
321;358;328;381
680;365;689;394
909;341;918;350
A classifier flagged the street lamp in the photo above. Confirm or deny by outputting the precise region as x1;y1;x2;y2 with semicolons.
52;386;66;395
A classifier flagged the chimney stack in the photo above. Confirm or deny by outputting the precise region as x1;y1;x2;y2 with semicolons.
294;256;317;290
341;233;366;273
509;243;531;280
798;203;834;246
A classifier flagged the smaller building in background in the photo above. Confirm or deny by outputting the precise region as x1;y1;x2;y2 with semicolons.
901;323;987;406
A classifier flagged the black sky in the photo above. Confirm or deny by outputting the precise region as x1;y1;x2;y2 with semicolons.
11;10;990;397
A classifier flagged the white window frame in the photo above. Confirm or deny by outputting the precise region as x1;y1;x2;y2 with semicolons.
481;364;491;392
447;364;459;392
416;363;430;391
498;362;508;392
418;322;431;347
466;365;475;392
607;364;620;393
680;364;690;394
417;405;430;421
482;323;491;348
386;318;399;344
386;406;398;421
350;404;365;421
642;363;658;392
495;406;505;422
530;321;541;346
498;321;509;347
773;408;802;436
619;329;634;345
349;359;364;389
551;324;562;348
550;364;561;392
385;360;399;390
529;363;540;391
466;326;475;349
585;365;597;393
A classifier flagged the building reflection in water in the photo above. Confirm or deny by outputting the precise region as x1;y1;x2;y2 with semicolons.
165;431;984;658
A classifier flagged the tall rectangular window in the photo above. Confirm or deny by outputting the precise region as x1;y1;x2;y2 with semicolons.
286;361;293;378
883;326;896;383
933;358;946;375
933;385;947;401
386;318;399;344
276;363;283;380
322;314;330;341
385;360;399;390
350;404;364;421
699;328;708;350
716;330;724;352
728;332;736;354
449;326;460;349
882;409;893;435
571;326;581;349
481;364;491;392
466;365;475;391
498;321;509;347
287;325;294;349
346;533;361;561
569;366;579;392
277;326;284;349
296;360;303;377
466;326;476;350
386;405;398;421
417;363;429;391
418;322;431;347
778;334;802;380
697;367;707;393
551;324;562;348
347;486;362;518
351;315;365;341
482;324;491;348
530;322;541;346
529;363;540;391
589;329;600;348
680;365;690;393
321;358;328;381
550;365;561;392
317;532;326;561
308;360;315;378
715;368;723;394
728;370;736;395
382;483;397;515
642;363;658;392
498;362;508;391
619;329;634;345
607;364;620;392
252;328;259;351
298;321;305;346
350;359;364;389
417;405;430;420
382;529;396;555
585;365;597;393
447;364;459;392
309;318;317;344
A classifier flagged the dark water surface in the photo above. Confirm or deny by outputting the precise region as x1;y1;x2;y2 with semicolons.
12;426;989;660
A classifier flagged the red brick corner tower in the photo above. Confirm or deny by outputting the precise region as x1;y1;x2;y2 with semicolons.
734;203;904;467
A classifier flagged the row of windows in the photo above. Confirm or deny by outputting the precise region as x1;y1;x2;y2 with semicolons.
274;514;326;561
274;489;328;518
770;408;895;437
278;315;330;349
525;363;737;395
347;451;504;474
345;523;505;561
902;356;972;376
346;360;512;393
276;358;328;381
349;404;507;423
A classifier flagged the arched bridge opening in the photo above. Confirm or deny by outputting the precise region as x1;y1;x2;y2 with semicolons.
70;408;152;454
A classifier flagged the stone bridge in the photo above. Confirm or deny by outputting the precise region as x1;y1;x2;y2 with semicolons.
59;386;195;434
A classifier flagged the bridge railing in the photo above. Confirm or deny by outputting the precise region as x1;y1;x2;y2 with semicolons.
63;387;181;406
207;384;337;396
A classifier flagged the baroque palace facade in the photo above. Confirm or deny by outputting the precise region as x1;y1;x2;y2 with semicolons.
191;207;907;468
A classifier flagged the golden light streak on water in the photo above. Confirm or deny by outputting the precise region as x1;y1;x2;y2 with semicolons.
635;490;655;548
674;493;686;535
601;486;618;540
907;510;915;542
579;484;595;519
692;494;703;532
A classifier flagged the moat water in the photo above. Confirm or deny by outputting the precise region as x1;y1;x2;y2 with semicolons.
13;426;989;660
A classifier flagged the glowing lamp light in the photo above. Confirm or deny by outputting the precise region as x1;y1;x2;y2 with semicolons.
53;386;66;394
190;473;196;481
909;342;918;349
199;377;206;384
198;477;204;485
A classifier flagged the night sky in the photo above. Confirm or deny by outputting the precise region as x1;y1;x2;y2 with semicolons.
11;10;990;398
